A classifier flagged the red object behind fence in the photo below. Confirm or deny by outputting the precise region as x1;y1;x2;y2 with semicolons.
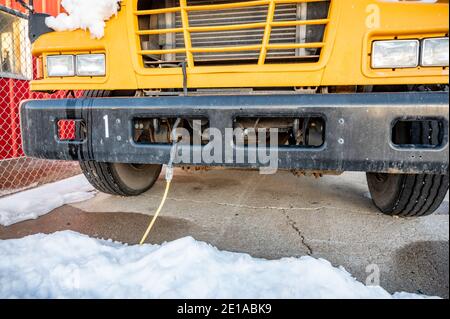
57;119;77;141
0;1;77;160
0;76;81;160
0;0;62;15
0;78;26;159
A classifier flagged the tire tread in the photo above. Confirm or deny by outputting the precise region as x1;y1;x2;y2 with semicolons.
79;90;161;197
366;120;448;217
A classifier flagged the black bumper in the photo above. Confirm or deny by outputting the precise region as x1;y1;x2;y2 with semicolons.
20;92;449;174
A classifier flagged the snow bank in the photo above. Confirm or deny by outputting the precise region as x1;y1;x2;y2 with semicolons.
45;0;122;39
0;231;436;299
0;175;95;226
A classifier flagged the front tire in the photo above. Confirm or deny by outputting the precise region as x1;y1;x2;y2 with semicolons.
80;161;162;196
79;90;162;196
367;115;448;217
366;173;448;217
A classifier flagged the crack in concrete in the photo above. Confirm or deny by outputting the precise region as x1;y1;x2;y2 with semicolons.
281;209;313;256
144;194;376;216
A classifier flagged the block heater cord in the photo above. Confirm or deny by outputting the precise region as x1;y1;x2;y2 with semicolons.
139;118;181;245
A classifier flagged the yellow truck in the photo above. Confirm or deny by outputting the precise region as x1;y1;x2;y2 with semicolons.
21;0;448;216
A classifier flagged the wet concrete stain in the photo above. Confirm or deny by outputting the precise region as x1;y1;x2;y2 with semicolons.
393;241;449;298
0;206;204;245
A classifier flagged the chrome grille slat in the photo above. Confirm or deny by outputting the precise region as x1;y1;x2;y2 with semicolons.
137;0;331;66
176;0;298;61
174;28;296;38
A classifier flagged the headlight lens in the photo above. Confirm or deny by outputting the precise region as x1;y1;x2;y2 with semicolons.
421;37;449;67
46;55;75;77
372;40;419;69
76;54;106;76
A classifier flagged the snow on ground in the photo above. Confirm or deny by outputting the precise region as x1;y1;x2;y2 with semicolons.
0;175;95;227
0;231;437;299
45;0;122;39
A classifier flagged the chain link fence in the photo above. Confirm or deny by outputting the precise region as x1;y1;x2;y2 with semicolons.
1;7;81;197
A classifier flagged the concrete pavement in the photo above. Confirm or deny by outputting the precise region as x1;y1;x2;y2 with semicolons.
1;169;448;297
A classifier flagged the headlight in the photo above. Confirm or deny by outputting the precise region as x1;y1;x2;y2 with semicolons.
46;55;75;77
371;40;419;69
76;54;106;76
421;37;449;67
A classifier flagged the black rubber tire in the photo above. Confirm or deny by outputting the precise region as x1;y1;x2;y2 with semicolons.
79;90;163;196
80;161;162;196
366;120;448;217
366;173;448;217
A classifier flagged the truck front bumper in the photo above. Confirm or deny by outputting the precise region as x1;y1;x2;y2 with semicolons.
20;92;449;174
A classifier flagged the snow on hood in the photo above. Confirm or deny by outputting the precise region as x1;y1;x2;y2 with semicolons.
0;231;438;299
45;0;122;39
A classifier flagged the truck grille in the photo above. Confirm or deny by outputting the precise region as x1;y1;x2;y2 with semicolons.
135;0;331;67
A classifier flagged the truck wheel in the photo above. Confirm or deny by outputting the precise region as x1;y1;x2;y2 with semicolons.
366;120;448;217
80;161;162;196
79;90;162;196
366;173;448;217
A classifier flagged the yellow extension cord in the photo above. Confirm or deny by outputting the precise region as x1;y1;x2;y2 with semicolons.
139;118;180;245
139;180;172;245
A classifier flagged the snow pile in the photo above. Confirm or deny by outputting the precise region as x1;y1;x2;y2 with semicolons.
0;175;95;226
0;231;436;299
45;0;122;39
